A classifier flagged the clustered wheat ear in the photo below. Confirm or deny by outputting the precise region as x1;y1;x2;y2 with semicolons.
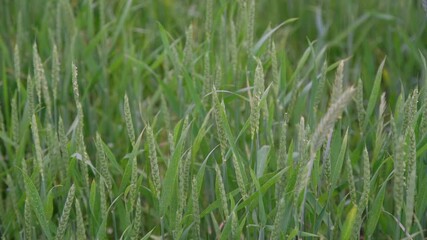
175;150;192;238
404;128;417;230
403;88;418;132
95;133;112;190
55;184;75;240
331;60;344;104
353;147;370;237
32;43;42;104
203;53;211;97
311;87;355;152
14;43;21;92
270;41;279;97
230;20;238;77
132;196;143;240
183;24;194;66
205;0;213;45
346;156;357;205
313;61;328;111
246;0;255;52
322;133;332;188
271;198;286;240
31;114;45;186
192;177;201;240
232;154;248;200
33;43;52;119
26;75;35;121
296;87;355;218
52;44;60;102
129;150;138;210
250;58;265;140
147;124;161;198
215;164;229;218
355;78;365;131
212;86;228;162
393;131;405;221
75;199;86;240
124;93;135;146
11;95;19;144
24;198;32;239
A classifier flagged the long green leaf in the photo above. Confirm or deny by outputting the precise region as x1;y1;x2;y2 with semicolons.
364;58;386;130
22;171;53;239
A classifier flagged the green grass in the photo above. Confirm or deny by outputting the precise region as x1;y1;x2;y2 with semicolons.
1;0;427;239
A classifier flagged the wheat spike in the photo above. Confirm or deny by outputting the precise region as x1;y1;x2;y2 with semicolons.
132;196;143;240
355;78;365;131
297;87;355;221
72;63;80;102
230;20;238;77
34;43;52;119
271;41;279;97
129;153;138;210
52;44;60;102
183;24;194;66
232;154;248;200
175;150;191;238
246;0;255;51
31;114;45;185
205;0;213;45
11;95;19;144
47;123;60;177
58;117;68;180
33;43;42;104
147;124;161;198
24;198;32;240
271;198;286;240
297;117;308;166
14;44;21;92
192;177;201;240
331;60;344;104
99;178;108;230
215;164;229;218
403;89;419;134
353;147;370;238
55;184;75;240
75;199;86;240
404;128;416;230
311;87;355;152
95;133;112;190
322;133;332;188
314;61;328;111
346;156;357;205
124;94;136;145
203;53;211;97
212;86;228;162
26;75;35;121
250;59;265;140
393;132;405;220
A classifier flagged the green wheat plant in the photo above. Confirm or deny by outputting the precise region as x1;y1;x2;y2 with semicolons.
0;0;426;239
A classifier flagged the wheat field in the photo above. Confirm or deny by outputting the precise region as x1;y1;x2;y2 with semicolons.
0;0;427;239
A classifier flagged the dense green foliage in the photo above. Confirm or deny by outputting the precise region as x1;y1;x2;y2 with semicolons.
1;0;427;239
